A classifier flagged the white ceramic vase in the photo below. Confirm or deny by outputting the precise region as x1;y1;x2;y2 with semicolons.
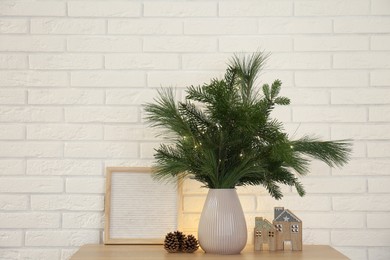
198;189;247;254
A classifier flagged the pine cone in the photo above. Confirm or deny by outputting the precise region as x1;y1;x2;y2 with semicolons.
173;231;185;250
164;232;180;253
182;234;199;253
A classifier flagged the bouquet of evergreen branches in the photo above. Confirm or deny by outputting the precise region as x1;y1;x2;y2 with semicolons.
144;52;351;199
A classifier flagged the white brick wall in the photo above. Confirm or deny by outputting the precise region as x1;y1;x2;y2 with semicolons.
0;1;389;259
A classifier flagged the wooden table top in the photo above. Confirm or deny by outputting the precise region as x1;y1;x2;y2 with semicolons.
70;244;349;260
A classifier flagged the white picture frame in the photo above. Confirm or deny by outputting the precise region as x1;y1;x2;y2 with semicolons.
104;167;182;244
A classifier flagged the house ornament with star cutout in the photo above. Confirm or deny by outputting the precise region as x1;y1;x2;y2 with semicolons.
254;207;302;251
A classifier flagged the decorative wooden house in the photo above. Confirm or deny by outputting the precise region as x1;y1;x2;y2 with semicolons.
273;207;302;251
254;217;276;251
254;207;302;252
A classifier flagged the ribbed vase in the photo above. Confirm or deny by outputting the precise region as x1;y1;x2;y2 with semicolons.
198;189;247;254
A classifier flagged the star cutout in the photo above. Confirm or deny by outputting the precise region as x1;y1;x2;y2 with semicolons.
283;216;290;222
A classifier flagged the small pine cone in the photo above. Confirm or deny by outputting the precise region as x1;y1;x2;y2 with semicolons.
164;232;180;253
182;235;199;253
173;231;185;250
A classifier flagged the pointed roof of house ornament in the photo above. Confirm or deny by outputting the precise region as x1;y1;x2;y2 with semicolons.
274;208;301;223
255;217;275;230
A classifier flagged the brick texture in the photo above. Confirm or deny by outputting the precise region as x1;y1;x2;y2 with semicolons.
0;0;388;259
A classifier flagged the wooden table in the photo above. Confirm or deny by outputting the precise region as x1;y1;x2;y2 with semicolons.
71;244;349;260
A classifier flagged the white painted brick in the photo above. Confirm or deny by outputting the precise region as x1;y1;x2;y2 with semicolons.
104;125;159;141
109;19;182;34
284;123;330;139
147;71;219;87
140;142;159;159
308;160;333;175
62;212;104;229
369;106;390;122
0;142;63;158
27;124;103;141
0;89;25;104
0;213;60;228
240;196;257;212
64;142;138;158
0;36;65;52
0;19;28;33
334;17;390;33
0;71;68;87
303;230;330;245
144;2;217;17
65;177;105;193
183;195;206;213
71;71;144;87
367;213;390;229
29;54;102;70
295;71;368;87
294;36;369;51
25;230;99;247
282;88;329;105
259;71;294;87
184;19;257;35
0;177;63;193
67;36;142;52
295;0;369;16
333;195;390;211
293;107;367;123
270;106;291;122
219;1;292;17
300;177;366;194
368;178;390;193
0;195;28;210
182;179;207;195
0;249;59;260
258;195;332;211
332;89;390;105
332;124;390;140
181;213;200;232
31;18;105;35
104;159;154;168
371;70;390;86
27;159;102;176
0;124;24;140
302;212;365;228
368;142;390;157
0;160;25;176
332;230;390;246
68;1;141;17
332;159;390;176
372;36;390;50
182;54;230;70
28;89;104;105
0;107;62;123
0;1;66;16
258;18;332;34
143;36;217;52
0;54;27;69
335;248;367;260
334;53;390;69
62;249;78;260
268;53;331;70
105;54;179;70
371;0;390;15
31;195;104;211
106;89;156;105
0;231;22;247
65;107;138;123
219;36;293;52
369;248;390;260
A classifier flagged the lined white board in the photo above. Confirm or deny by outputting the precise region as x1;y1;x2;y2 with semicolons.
104;167;179;244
